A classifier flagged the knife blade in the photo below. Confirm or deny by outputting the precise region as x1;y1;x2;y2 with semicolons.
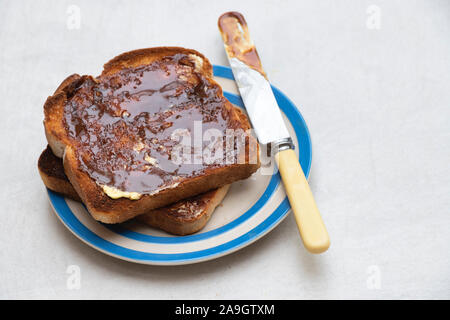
218;12;330;253
218;12;290;146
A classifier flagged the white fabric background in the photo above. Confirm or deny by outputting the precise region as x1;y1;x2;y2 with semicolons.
0;0;448;299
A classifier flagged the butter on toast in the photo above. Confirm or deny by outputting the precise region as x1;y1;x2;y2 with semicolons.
38;146;230;235
43;47;260;223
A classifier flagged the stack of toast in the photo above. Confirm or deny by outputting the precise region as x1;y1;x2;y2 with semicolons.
39;47;260;235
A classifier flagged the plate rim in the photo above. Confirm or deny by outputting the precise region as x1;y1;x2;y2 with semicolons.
47;65;312;265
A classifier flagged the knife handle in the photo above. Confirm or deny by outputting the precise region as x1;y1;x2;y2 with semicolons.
275;149;330;253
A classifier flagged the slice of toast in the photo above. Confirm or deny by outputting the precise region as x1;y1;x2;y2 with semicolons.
40;108;252;235
39;145;230;235
43;47;260;223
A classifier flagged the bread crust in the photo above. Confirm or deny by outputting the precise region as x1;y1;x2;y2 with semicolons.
43;47;260;223
102;47;213;77
38;146;81;201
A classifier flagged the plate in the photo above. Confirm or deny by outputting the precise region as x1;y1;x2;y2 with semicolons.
47;65;312;265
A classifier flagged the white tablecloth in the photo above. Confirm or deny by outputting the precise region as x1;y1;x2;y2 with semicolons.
0;0;448;299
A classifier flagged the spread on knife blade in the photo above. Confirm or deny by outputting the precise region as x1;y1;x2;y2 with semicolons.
218;11;266;78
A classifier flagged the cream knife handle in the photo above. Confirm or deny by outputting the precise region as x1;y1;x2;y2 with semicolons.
275;149;330;253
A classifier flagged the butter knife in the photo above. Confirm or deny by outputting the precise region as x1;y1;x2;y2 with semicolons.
218;12;330;253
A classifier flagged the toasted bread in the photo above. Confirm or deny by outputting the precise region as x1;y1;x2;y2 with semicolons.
38;146;81;202
43;47;260;223
39;145;230;235
40;108;252;235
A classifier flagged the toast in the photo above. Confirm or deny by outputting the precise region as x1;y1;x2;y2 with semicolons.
40;100;253;235
39;145;230;235
38;146;81;202
43;47;260;223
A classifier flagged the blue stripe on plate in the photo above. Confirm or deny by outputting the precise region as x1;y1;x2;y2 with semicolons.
49;189;290;262
49;65;311;264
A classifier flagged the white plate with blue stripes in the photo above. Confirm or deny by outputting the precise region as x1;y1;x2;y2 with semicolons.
47;65;312;265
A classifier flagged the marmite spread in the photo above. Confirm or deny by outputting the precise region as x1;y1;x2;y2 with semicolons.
63;53;243;196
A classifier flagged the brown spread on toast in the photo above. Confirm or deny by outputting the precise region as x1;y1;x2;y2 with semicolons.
63;53;245;196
